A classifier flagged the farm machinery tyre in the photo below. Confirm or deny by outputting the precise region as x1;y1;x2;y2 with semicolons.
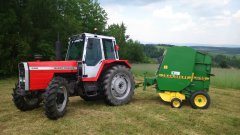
44;77;69;120
12;83;41;111
102;65;135;105
190;91;210;109
171;98;182;108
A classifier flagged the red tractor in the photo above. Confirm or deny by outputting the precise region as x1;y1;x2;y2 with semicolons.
12;33;135;120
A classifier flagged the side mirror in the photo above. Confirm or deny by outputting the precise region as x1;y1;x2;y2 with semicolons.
115;44;119;51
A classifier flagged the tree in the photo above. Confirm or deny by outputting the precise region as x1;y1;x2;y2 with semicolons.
106;23;128;59
0;0;108;77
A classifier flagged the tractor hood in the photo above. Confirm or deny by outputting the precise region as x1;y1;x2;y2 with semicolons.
28;60;78;70
20;61;78;91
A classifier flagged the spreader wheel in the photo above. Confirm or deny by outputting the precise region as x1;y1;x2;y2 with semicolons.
171;98;182;108
190;91;210;109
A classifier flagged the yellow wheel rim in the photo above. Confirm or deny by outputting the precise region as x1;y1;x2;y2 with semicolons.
172;100;181;108
194;95;207;107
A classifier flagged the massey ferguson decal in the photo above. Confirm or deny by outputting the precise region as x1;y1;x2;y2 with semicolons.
29;66;77;70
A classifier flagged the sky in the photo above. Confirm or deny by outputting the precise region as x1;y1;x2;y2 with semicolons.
98;0;240;46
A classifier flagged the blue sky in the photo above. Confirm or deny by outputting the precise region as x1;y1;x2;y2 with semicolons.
98;0;240;46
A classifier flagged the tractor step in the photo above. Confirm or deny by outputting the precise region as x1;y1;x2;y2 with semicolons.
83;82;99;97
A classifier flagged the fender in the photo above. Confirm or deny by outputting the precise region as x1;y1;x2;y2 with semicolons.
81;60;131;82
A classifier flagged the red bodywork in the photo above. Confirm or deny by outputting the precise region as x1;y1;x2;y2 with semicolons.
28;61;78;90
80;60;131;82
28;60;131;91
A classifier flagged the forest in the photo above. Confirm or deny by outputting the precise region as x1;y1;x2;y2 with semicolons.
0;0;239;78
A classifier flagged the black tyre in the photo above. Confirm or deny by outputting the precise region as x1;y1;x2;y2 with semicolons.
171;98;182;108
102;65;135;105
190;91;210;109
12;83;41;111
45;77;69;120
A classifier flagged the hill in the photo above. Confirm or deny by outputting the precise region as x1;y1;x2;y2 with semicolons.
191;46;240;56
145;44;240;57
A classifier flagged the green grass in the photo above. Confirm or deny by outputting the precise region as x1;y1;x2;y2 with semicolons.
211;68;240;90
1;76;240;134
132;64;240;90
131;63;159;77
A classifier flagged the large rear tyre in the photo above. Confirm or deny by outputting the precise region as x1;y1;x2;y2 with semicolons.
190;91;210;109
45;77;69;120
12;83;41;111
102;65;135;106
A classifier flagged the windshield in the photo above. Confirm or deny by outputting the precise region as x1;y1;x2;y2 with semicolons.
66;39;84;60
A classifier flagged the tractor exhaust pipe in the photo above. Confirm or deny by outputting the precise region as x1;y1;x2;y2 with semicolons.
55;32;62;60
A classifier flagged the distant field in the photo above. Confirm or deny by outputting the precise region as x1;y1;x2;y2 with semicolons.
131;64;240;90
211;68;240;90
0;78;240;135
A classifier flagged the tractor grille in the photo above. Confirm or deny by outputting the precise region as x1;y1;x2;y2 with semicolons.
19;63;25;77
18;63;25;90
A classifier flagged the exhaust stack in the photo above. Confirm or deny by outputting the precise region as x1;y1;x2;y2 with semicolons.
55;32;62;60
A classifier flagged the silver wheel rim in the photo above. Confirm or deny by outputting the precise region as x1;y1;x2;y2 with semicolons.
111;73;131;100
56;86;67;112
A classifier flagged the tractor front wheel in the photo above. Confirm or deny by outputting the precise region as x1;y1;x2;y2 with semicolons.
45;77;69;120
12;83;41;111
190;91;210;109
102;65;135;106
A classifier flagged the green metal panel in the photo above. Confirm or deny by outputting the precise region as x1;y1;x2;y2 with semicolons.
187;52;212;92
156;47;196;92
143;46;212;96
155;46;211;93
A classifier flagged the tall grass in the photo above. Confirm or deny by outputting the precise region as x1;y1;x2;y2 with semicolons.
211;68;240;90
131;64;240;90
131;64;158;77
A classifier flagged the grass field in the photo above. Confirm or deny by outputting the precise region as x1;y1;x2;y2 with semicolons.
132;64;240;90
0;65;240;135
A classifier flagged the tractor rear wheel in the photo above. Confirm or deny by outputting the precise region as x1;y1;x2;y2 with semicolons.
102;65;135;106
45;77;69;120
190;91;210;109
12;83;41;111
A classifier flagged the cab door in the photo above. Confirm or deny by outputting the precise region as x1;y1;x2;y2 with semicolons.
82;37;104;78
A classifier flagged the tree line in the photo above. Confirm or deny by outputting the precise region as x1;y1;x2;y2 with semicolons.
213;54;240;68
0;0;239;78
0;0;149;77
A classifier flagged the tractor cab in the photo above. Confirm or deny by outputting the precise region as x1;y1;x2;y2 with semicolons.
66;33;119;79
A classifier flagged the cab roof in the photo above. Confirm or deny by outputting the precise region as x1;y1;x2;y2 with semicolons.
70;33;115;41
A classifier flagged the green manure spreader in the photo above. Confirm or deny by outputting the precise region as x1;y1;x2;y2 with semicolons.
143;46;214;109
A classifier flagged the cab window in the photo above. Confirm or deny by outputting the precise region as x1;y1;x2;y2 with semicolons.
102;39;115;59
85;38;102;66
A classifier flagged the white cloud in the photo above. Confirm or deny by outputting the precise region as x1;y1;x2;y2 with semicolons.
152;6;195;32
100;0;240;45
233;10;240;23
179;0;231;8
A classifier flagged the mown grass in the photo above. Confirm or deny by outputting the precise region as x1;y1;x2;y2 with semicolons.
0;77;240;135
131;64;240;90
